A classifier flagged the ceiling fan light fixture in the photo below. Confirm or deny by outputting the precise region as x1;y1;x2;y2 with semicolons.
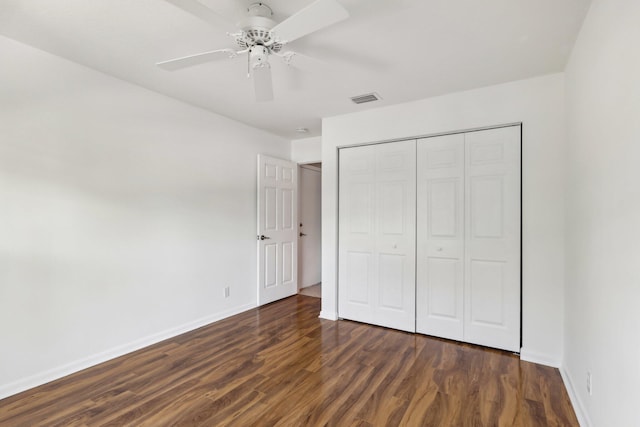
350;92;382;104
249;45;270;68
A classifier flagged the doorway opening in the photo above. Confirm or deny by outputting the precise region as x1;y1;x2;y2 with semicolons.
298;162;322;299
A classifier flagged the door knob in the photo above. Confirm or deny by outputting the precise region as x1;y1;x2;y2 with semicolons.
258;235;270;240
299;232;307;237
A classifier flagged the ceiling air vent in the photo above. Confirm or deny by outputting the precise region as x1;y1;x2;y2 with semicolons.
350;92;382;105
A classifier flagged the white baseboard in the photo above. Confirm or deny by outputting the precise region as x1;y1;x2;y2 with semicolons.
519;347;562;368
560;365;591;427
318;310;338;321
0;303;255;401
519;350;591;426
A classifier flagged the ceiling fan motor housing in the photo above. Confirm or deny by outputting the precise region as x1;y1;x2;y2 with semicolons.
235;3;283;53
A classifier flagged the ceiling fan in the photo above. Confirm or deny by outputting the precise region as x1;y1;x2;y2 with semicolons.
157;0;350;101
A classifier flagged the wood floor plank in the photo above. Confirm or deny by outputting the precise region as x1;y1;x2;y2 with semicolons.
0;295;579;426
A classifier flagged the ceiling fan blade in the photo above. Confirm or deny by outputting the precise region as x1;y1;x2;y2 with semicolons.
163;0;236;32
157;48;237;71
270;0;349;43
253;65;274;102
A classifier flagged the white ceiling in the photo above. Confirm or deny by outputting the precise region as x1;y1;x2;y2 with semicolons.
0;0;591;139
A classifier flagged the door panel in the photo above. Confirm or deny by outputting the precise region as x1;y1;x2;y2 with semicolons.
416;134;465;340
429;179;458;237
347;182;373;233
282;189;294;230
346;251;371;304
282;242;294;284
339;144;376;322
427;257;459;318
470;176;505;238
339;140;416;332
264;243;277;288
378;254;404;310
257;155;298;305
265;187;277;231
469;260;505;325
379;183;405;234
464;126;521;352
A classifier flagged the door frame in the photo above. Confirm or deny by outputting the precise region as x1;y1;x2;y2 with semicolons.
298;163;322;292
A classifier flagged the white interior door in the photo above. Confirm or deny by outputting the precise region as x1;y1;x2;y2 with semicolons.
299;165;322;289
416;133;465;340
338;140;416;332
257;155;298;305
464;126;521;352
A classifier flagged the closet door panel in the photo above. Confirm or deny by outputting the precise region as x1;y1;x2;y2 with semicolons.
416;134;465;340
375;141;416;330
339;140;416;332
378;253;405;310
345;251;371;305
339;145;376;322
464;126;521;352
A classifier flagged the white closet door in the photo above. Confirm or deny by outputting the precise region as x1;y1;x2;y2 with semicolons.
416;134;465;340
338;140;416;332
464;126;521;352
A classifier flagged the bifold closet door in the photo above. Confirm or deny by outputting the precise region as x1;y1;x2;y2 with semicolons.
416;125;521;352
338;140;416;332
464;126;521;352
416;134;465;341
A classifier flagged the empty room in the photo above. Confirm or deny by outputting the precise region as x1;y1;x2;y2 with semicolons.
0;0;638;426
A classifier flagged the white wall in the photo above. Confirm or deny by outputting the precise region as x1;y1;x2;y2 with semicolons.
291;136;321;163
563;1;640;425
0;35;290;399
322;74;566;365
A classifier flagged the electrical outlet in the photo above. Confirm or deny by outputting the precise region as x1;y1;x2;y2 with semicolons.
586;371;592;395
224;286;230;298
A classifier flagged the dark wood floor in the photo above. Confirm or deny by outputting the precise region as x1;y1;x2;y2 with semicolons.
0;295;578;426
